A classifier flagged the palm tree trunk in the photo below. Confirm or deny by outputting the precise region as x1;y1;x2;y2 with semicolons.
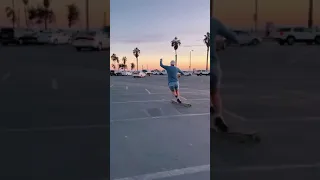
206;47;209;71
24;7;28;28
136;57;139;71
175;50;177;66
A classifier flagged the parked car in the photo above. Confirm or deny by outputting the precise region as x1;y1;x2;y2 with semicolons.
273;26;320;45
115;71;122;76
37;30;54;44
160;70;167;75
151;70;161;75
121;71;132;76
196;70;210;76
0;27;36;45
142;69;152;76
110;70;116;76
50;32;71;45
231;30;262;46
132;71;146;78
182;71;192;76
73;31;109;51
215;35;227;51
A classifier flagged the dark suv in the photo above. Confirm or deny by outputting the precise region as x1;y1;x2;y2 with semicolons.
0;28;38;45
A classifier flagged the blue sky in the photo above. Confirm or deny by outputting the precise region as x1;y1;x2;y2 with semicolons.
110;0;210;70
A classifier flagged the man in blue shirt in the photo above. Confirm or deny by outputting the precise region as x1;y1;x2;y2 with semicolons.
211;17;239;132
160;59;185;103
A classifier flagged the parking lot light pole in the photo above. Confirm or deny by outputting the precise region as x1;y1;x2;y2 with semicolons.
308;0;313;28
189;50;193;71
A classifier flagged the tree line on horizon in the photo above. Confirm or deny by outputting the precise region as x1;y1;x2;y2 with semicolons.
111;32;211;71
5;0;80;30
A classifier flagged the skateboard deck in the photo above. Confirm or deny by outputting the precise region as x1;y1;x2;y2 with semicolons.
171;99;192;107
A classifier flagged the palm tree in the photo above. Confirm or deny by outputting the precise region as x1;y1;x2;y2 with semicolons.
130;63;135;71
27;6;37;26
66;3;80;28
203;32;210;71
133;47;140;70
111;53;120;70
22;0;29;28
122;56;128;70
111;64;116;70
32;0;55;29
171;37;181;65
5;7;16;28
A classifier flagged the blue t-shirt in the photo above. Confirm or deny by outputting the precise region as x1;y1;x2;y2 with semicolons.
210;17;238;72
160;61;184;83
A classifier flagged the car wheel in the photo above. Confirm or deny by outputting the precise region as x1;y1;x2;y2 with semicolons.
53;39;58;45
315;36;320;45
286;36;295;45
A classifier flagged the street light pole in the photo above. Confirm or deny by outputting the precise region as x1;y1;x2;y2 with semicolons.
254;0;258;32
12;0;15;29
308;0;313;28
189;50;193;71
86;0;89;31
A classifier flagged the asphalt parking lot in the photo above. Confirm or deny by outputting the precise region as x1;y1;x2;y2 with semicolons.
0;45;109;179
111;42;320;180
110;75;210;179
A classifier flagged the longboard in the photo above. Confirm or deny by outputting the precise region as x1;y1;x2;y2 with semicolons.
171;99;192;107
212;129;261;143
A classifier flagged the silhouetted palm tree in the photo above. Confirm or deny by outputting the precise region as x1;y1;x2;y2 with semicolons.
31;0;55;29
27;6;37;26
130;63;135;71
66;3;80;28
111;64;116;70
5;7;16;28
111;53;120;70
171;37;181;65
203;32;210;71
133;47;140;70
122;57;128;70
22;0;29;27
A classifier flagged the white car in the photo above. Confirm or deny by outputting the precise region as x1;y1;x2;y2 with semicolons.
50;32;71;45
132;71;146;78
73;31;109;51
182;71;192;76
160;70;167;75
151;70;160;75
121;71;132;76
142;70;152;76
196;70;210;76
231;30;262;46
273;26;320;45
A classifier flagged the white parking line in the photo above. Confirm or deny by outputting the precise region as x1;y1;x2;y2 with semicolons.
51;78;58;90
111;113;209;123
113;164;210;180
111;98;209;104
145;89;151;94
126;86;128;90
111;92;208;95
1;72;11;81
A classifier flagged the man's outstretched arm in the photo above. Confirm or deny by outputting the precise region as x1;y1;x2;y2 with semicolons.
160;59;168;69
177;68;185;75
212;18;239;44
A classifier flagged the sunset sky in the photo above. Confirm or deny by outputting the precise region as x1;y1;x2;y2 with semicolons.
213;0;320;29
110;0;210;71
0;0;109;29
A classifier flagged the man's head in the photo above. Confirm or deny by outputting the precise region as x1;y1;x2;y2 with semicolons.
170;60;175;66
